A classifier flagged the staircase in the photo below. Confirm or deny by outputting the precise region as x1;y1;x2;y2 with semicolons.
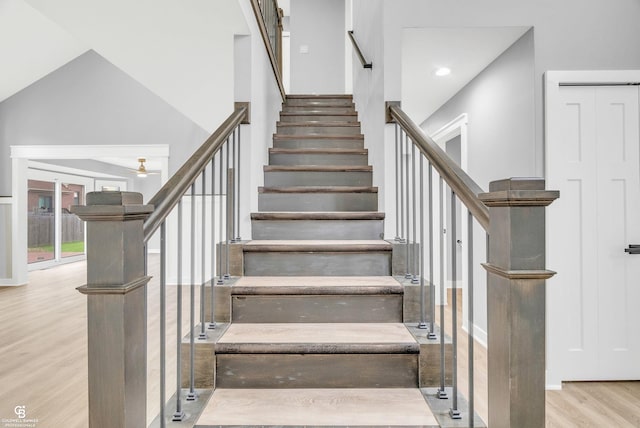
195;95;438;427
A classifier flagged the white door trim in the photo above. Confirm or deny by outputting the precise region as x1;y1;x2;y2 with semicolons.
430;113;469;171
544;70;640;389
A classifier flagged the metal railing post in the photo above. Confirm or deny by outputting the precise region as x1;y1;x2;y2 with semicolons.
438;177;448;399
173;201;185;421
427;163;437;339
395;124;401;241
209;158;217;330
467;211;475;427
159;222;167;428
418;154;427;329
199;173;207;340
411;141;419;284
449;190;461;420
186;182;197;401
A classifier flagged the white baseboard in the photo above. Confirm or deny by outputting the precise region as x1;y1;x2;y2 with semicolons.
0;278;26;286
462;323;488;348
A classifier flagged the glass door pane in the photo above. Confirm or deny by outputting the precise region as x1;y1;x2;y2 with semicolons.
27;179;55;264
61;183;85;258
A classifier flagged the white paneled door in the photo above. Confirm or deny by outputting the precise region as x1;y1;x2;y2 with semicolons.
547;82;640;382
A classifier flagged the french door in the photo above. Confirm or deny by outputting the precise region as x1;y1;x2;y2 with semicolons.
27;169;93;267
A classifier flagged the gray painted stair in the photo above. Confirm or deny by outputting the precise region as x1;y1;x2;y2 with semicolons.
285;98;354;107
281;105;357;114
243;240;392;276
258;186;378;212
279;112;358;122
273;134;364;149
251;211;384;239
231;276;402;323
269;147;368;165
195;93;439;428
276;122;362;135
214;323;418;388
264;165;372;187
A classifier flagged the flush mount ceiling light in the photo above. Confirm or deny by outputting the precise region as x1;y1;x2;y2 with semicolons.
434;67;451;77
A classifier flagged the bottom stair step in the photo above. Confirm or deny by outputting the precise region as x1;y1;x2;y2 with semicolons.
195;388;439;427
215;323;419;388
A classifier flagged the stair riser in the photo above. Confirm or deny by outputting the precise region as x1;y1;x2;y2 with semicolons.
282;106;355;114
244;252;390;276
251;219;384;240
215;354;418;388
264;170;372;187
286;99;354;107
258;193;378;212
279;114;357;123
277;125;361;135
232;295;402;323
273;138;364;149
269;153;368;165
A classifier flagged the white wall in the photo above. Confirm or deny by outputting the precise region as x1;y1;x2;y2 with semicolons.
0;0;88;102
237;0;283;240
352;0;386;223
418;30;536;340
352;0;640;356
290;0;346;94
24;0;249;133
0;50;208;196
381;0;640;178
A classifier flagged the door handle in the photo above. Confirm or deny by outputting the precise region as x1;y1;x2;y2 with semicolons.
624;244;640;254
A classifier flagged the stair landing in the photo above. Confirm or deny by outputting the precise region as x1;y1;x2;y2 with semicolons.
196;388;438;427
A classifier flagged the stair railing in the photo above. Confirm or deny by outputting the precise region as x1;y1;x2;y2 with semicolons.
386;102;558;427
251;0;286;100
73;104;249;428
347;31;373;69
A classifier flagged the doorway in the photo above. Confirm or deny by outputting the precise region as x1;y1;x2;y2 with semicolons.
27;168;93;267
546;71;640;386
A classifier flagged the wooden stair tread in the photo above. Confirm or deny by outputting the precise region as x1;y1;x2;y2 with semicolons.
251;211;384;220
277;122;360;127
197;388;438;427
273;134;364;140
243;239;391;252
269;148;367;154
264;164;371;172
217;323;418;354
259;186;377;194
232;276;402;295
287;94;353;99
280;111;357;116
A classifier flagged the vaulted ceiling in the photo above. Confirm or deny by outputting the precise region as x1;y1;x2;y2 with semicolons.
1;0;248;131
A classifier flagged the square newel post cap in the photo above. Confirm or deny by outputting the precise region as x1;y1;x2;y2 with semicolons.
72;192;154;290
71;191;154;221
479;177;559;207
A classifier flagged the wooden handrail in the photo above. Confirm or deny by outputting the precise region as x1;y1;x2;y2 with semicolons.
143;105;248;242
251;0;286;101
347;31;372;69
387;103;489;230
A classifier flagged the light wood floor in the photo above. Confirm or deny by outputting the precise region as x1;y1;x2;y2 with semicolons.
1;260;638;427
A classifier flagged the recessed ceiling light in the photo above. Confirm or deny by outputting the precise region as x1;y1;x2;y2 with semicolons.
434;67;451;77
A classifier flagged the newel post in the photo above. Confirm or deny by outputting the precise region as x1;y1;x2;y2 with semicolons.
72;192;154;428
479;178;559;428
